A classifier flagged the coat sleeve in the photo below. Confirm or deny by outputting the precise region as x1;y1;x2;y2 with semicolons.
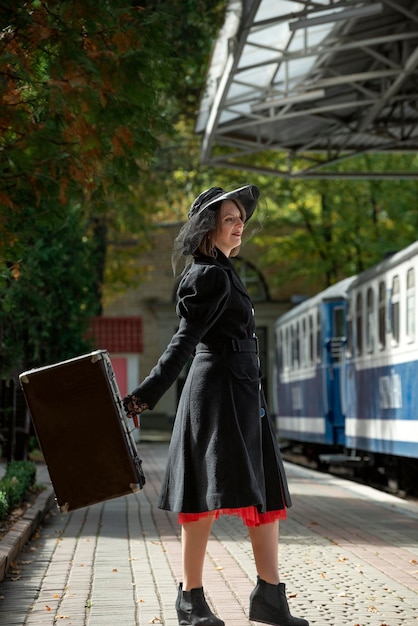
131;264;231;409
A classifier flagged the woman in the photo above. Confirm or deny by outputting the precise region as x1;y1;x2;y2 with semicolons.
123;185;309;626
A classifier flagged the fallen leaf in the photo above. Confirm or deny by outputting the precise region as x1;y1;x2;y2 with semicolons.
46;606;52;611
149;617;162;623
112;568;118;572
368;605;378;613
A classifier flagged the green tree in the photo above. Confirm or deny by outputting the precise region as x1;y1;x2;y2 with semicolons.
0;209;98;373
255;154;418;292
0;0;225;375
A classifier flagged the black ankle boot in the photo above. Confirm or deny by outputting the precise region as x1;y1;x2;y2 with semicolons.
175;583;225;626
249;577;309;626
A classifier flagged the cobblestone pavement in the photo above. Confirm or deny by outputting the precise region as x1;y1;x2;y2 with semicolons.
0;441;417;625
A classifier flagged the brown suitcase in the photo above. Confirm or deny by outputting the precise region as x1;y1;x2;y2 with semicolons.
19;350;145;512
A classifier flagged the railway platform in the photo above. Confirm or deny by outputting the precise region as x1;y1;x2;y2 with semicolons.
0;440;417;625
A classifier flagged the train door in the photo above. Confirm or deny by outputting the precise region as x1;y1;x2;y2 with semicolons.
323;302;347;445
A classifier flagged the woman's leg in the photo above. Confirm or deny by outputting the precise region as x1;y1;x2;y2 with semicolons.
177;514;225;625
181;515;215;590
248;520;280;584
249;520;309;625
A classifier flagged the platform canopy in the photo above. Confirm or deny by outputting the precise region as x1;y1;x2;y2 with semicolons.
196;0;418;179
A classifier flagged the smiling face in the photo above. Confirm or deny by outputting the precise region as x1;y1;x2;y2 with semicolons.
212;200;245;257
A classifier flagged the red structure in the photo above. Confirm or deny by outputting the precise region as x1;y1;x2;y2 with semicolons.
88;317;143;353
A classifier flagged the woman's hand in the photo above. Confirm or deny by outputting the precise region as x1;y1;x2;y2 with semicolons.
123;393;148;427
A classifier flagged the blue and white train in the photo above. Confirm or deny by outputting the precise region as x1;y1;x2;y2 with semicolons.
274;240;418;492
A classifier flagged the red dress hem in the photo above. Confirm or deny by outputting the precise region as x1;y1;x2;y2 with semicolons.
178;505;287;527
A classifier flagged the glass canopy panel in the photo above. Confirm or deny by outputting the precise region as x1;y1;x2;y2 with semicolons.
199;0;418;178
253;0;303;24
273;54;320;91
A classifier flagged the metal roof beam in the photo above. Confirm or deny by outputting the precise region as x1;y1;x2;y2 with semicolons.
288;2;383;30
235;31;418;75
198;0;418;177
218;99;379;133
358;45;418;132
245;69;401;108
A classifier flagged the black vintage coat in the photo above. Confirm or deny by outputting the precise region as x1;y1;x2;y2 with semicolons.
134;249;291;514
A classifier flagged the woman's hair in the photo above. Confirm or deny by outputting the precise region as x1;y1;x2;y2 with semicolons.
172;184;261;275
196;200;244;258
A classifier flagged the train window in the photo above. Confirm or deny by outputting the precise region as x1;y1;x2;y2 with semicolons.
278;330;283;373
291;325;295;369
301;318;307;366
391;275;400;346
346;299;353;357
334;306;344;337
378;281;386;350
331;306;344;362
290;323;300;369
366;287;375;353
309;314;314;364
295;322;300;368
316;310;321;363
355;292;363;356
285;326;289;370
406;268;415;343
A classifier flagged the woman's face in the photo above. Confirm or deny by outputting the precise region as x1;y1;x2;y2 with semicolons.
212;200;244;257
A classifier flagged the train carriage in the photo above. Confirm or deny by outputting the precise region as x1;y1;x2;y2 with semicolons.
274;240;418;493
274;276;356;451
346;241;418;460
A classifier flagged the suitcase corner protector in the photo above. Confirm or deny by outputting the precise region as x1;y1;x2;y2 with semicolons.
60;502;70;513
19;374;29;384
130;482;142;493
90;349;107;363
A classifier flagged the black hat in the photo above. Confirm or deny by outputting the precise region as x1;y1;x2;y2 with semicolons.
172;183;260;273
188;184;260;222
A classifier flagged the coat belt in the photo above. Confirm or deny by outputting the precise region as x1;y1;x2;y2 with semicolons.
196;337;258;354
